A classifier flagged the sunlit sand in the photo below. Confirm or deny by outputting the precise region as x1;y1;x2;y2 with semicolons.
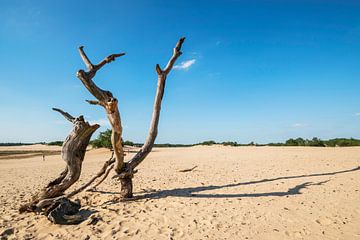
1;145;359;239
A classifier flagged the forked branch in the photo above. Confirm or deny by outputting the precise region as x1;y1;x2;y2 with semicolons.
127;37;185;170
77;47;126;173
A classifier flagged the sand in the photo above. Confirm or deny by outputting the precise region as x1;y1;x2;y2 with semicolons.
0;145;359;240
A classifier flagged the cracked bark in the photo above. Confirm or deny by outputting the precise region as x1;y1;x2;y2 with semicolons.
76;47;125;174
19;108;99;212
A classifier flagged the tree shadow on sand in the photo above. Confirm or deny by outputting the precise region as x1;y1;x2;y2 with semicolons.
97;166;360;204
134;166;360;200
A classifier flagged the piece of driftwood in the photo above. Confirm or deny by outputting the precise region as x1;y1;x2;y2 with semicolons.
19;109;99;213
179;166;198;172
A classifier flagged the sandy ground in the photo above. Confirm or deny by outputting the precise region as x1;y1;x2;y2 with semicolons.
0;145;360;240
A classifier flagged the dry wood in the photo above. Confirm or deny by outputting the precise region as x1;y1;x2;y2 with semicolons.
111;37;185;198
179;165;198;172
34;152;115;210
126;37;185;171
66;154;115;198
20;37;186;224
77;37;185;199
77;47;126;174
20;109;99;212
91;163;115;189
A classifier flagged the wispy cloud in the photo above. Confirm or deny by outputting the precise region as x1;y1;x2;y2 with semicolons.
292;123;308;128
89;118;111;127
174;59;196;70
355;113;360;116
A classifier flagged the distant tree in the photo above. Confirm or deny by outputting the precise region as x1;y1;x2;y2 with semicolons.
285;138;298;146
295;137;305;146
222;141;238;146
308;137;325;147
90;129;112;149
199;140;216;145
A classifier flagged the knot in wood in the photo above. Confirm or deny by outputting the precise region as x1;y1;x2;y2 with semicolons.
76;69;85;79
105;98;118;113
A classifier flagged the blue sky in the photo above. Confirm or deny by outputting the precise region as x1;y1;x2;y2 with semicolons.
0;0;359;144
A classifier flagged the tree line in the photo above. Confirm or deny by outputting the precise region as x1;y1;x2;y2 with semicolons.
47;129;359;148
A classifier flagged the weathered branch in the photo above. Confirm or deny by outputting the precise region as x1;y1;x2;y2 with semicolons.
127;37;185;170
66;152;115;198
34;153;115;210
52;108;75;123
77;47;125;173
20;109;99;213
78;46;94;71
164;37;185;74
94;53;126;72
179;165;198;172
91;163;114;189
86;100;104;107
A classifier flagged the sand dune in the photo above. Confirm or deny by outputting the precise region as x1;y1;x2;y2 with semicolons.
0;145;359;239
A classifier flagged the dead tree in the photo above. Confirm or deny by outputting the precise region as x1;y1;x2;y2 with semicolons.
20;109;99;213
78;37;185;198
20;37;185;215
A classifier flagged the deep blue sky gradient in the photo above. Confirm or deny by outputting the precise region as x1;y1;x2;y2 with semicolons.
0;0;359;143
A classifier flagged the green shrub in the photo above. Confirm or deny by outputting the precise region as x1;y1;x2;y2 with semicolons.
90;129;112;149
198;140;216;145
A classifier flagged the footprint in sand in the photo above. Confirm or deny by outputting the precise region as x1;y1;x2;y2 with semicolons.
316;218;332;226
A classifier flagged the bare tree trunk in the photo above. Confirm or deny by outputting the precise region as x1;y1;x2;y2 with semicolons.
20;109;99;213
77;37;185;199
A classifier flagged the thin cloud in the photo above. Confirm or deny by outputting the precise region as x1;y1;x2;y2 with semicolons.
90;118;111;127
292;123;308;128
355;113;360;116
174;59;196;70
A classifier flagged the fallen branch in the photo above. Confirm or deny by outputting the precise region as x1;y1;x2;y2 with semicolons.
179;165;198;173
